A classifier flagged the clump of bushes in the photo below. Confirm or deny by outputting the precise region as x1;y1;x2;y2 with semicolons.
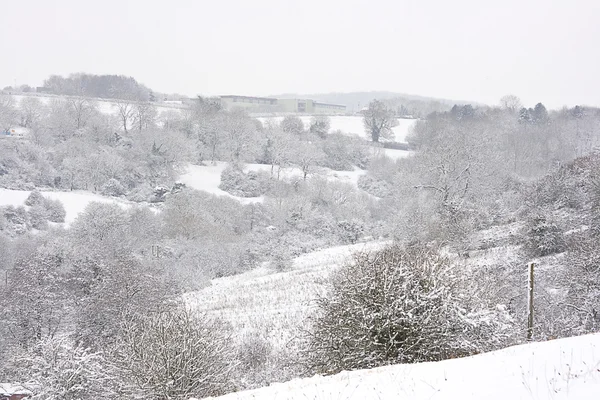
25;190;67;224
219;165;271;198
101;178;127;197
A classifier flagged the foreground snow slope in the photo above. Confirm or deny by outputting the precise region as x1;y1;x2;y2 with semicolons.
202;333;600;400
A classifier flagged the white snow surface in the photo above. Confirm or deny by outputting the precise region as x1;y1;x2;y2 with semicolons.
0;188;131;225
0;382;32;396
200;333;600;400
178;162;368;204
178;163;264;204
185;241;388;355
256;115;417;143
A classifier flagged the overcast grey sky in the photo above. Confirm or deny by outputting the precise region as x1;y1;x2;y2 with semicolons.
1;0;599;108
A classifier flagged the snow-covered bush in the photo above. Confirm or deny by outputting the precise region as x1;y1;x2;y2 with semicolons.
101;178;127;197
8;338;119;400
309;116;330;138
280;115;305;135
27;205;48;230
25;190;45;207
337;219;364;244
44;198;66;223
358;174;392;198
562;234;600;334
219;165;271;197
1;205;29;236
321;134;370;171
523;213;565;257
305;245;509;374
236;330;272;371
115;308;235;399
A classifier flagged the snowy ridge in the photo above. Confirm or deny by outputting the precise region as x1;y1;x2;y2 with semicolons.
200;333;600;400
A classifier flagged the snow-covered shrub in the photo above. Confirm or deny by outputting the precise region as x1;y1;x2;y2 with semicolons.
43;198;66;223
8;338;119;400
523;213;565;257
321;134;369;171
101;178;127;197
280;115;305;135
305;245;506;374
151;185;170;202
337;219;364;244
25;190;45;207
561;234;600;334
27;205;48;230
309;116;330;138
115;308;235;399
271;246;293;271
236;330;272;371
1;205;29;236
219;165;271;197
358;174;392;198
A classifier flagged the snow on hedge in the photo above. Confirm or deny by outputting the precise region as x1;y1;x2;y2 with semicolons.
200;333;600;400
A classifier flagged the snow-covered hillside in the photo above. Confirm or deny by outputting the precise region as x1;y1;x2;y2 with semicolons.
201;333;600;400
185;241;387;363
256;115;417;143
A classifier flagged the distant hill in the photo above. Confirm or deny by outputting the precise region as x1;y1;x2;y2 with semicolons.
271;91;481;117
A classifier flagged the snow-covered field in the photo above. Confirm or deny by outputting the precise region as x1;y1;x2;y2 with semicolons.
178;162;368;204
178;163;265;204
0;188;131;225
256;115;417;143
201;333;600;400
185;241;387;353
6;93;184;117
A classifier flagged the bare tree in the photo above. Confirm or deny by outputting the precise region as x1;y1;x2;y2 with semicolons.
362;100;397;142
67;97;97;129
133;101;157;132
499;94;523;113
114;99;136;133
0;95;18;132
19;97;46;128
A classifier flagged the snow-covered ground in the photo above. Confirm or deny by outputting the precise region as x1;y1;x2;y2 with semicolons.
0;188;131;225
256;115;417;143
186;235;600;400
178;163;265;204
185;241;387;353
201;333;600;400
178;162;368;204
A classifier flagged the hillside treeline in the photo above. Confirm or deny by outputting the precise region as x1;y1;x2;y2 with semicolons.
1;93;600;397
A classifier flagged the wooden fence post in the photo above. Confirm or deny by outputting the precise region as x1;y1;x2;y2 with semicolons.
527;262;535;341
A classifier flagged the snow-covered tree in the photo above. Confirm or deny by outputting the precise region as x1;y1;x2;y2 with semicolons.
280;115;305;136
362;100;397;142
